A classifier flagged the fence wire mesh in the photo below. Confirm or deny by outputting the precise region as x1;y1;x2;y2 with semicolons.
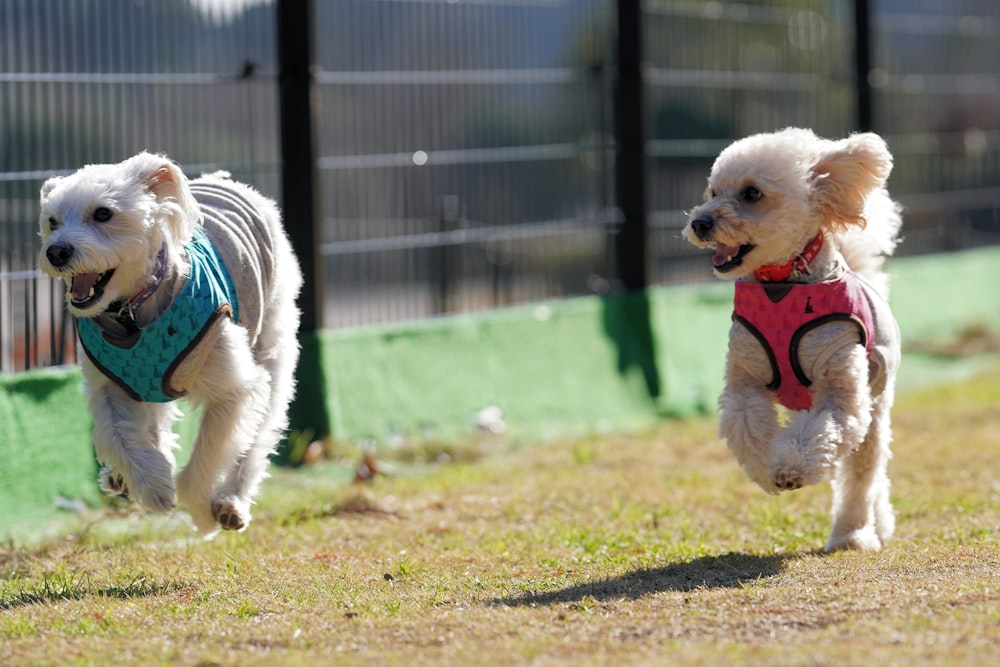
2;0;999;373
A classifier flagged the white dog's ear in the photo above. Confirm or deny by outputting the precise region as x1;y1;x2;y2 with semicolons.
126;152;199;244
40;175;63;202
810;133;893;231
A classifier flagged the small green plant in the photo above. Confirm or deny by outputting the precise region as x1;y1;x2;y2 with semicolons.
231;598;261;620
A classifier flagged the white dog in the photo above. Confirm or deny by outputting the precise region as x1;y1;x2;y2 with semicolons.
38;153;302;536
684;128;902;552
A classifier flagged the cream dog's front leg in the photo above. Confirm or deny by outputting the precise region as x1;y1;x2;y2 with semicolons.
82;357;178;511
719;358;781;493
767;329;872;492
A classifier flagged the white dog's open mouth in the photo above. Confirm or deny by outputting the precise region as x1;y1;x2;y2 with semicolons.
713;243;754;272
68;270;115;309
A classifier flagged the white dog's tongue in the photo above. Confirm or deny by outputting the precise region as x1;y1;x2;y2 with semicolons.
713;243;740;267
71;273;102;301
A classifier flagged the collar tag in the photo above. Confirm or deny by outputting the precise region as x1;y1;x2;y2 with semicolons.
106;242;168;329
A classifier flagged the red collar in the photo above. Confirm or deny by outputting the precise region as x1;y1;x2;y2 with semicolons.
753;230;824;283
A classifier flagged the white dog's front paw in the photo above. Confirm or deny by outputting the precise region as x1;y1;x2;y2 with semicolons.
175;481;216;535
99;466;128;497
212;495;251;532
99;466;175;511
129;472;177;512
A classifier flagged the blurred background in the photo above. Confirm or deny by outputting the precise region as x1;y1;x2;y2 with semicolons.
2;0;999;373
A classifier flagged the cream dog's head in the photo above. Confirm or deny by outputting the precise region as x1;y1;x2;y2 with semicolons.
684;127;894;280
38;153;199;318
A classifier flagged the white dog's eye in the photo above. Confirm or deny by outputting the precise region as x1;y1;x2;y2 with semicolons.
741;186;763;203
93;207;113;223
48;215;60;230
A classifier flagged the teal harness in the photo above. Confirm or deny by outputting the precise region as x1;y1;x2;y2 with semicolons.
78;227;240;403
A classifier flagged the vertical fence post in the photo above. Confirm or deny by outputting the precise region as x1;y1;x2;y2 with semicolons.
613;0;648;291
277;0;331;453
604;1;661;403
854;0;873;132
435;195;460;315
277;0;321;330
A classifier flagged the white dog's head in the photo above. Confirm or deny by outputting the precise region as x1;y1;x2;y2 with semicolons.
38;152;199;318
683;127;893;280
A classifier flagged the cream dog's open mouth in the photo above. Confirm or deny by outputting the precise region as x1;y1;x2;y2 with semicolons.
713;242;754;272
67;269;115;309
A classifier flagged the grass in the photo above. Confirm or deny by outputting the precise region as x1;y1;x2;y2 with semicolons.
2;367;999;666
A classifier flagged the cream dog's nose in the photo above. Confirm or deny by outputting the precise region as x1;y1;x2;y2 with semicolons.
690;215;714;241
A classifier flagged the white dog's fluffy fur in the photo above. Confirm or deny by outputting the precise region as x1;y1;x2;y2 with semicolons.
38;153;302;536
684;128;903;552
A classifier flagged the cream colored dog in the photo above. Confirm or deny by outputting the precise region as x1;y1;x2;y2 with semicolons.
38;153;302;536
684;128;902;552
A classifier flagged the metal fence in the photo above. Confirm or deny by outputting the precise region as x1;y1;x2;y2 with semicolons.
2;0;999;374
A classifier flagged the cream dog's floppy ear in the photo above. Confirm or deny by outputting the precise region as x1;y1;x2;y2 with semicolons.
810;133;893;231
125;152;199;245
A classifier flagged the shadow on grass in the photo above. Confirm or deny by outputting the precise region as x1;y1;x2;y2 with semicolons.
495;552;797;606
0;572;180;611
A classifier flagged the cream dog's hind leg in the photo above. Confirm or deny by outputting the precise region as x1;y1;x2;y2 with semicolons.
825;388;895;552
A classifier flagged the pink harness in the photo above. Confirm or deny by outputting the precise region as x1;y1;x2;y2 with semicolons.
733;272;875;410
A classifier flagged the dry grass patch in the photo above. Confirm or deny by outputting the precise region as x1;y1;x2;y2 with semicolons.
2;368;998;666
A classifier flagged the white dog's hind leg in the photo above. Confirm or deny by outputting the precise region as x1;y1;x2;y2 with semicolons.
212;299;301;532
210;360;293;532
175;324;269;535
84;359;178;511
825;391;895;552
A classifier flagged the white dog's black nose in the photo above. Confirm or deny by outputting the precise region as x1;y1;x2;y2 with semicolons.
45;242;74;268
690;215;714;241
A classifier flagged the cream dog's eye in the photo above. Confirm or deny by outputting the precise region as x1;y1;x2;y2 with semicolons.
93;207;113;222
48;216;60;230
741;186;763;202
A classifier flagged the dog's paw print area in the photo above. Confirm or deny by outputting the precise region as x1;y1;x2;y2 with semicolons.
212;498;248;531
99;467;128;496
773;470;804;491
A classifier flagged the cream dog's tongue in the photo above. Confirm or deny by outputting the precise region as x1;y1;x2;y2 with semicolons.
713;243;741;267
71;273;102;300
